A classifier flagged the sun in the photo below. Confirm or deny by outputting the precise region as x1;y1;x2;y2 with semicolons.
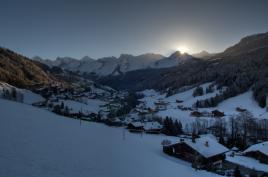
176;46;189;54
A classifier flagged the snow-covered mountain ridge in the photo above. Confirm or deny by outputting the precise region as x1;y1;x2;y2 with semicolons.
33;52;194;76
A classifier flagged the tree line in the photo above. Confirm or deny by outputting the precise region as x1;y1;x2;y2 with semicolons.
184;111;268;150
1;88;24;102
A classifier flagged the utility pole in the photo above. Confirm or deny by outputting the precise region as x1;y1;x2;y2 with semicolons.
122;128;126;140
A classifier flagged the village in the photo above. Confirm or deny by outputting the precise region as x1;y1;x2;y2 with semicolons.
16;81;266;177
2;80;267;177
162;134;268;176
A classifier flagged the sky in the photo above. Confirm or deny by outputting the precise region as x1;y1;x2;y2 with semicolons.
0;0;268;59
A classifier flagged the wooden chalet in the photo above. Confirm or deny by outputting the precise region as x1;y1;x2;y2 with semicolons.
154;100;168;111
176;99;184;103
105;118;122;127
236;107;247;112
190;111;203;117
211;109;225;117
163;136;228;169
127;122;144;133
243;141;268;164
143;122;163;134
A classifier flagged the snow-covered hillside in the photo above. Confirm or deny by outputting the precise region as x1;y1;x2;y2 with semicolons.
0;82;44;104
53;99;107;114
0;99;219;177
138;83;268;127
205;91;268;118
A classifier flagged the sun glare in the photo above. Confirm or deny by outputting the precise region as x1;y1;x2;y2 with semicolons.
176;46;189;54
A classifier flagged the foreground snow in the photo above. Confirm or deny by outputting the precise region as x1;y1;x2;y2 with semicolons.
0;99;220;177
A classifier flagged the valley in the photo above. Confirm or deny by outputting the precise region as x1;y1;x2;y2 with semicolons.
1;32;268;177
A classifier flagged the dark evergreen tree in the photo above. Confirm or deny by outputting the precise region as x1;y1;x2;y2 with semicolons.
193;86;204;97
219;136;225;145
52;105;62;114
11;88;17;100
173;120;183;135
64;106;70;116
77;111;82;119
234;166;242;177
60;102;65;109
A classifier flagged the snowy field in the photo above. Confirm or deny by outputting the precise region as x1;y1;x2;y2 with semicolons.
0;99;220;177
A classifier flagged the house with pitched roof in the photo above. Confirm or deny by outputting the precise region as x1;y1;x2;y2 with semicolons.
243;141;268;164
163;136;229;169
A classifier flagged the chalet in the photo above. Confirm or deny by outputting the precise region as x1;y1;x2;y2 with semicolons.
163;136;228;169
135;107;150;115
243;141;268;164
143;122;163;134
127;122;144;133
178;105;194;111
154;100;168;111
190;111;203;117
176;99;184;103
236;107;247;112
231;146;239;152
76;112;98;121
211;109;225;117
105;118;122;127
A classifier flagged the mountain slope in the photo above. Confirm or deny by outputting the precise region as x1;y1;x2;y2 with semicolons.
0;47;53;88
217;32;268;57
192;51;215;59
98;32;268;107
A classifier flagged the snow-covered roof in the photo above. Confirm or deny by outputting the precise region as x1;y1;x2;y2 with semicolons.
231;147;239;151
226;155;268;172
129;122;144;127
182;136;229;158
243;141;268;156
143;122;162;130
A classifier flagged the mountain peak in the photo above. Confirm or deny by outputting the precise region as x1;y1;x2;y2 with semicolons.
55;57;77;61
169;51;192;60
192;50;213;59
119;54;134;59
80;56;94;62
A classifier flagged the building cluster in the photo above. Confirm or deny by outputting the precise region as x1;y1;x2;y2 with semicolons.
163;135;268;176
